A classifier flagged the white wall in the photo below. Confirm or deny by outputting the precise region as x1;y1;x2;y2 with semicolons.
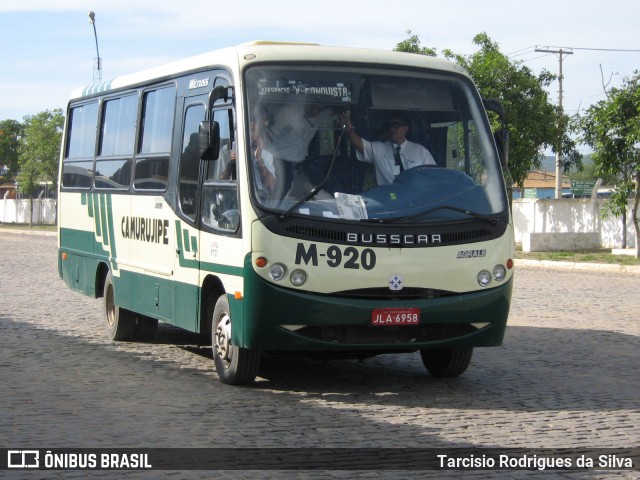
0;199;57;224
513;198;638;249
2;197;637;249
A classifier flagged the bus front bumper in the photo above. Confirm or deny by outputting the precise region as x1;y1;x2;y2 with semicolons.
235;257;513;353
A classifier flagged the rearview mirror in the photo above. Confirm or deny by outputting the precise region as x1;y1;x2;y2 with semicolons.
482;98;505;121
494;129;509;168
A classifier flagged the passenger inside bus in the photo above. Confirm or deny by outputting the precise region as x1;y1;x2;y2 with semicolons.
250;111;278;199
251;103;345;203
266;103;337;164
219;143;237;180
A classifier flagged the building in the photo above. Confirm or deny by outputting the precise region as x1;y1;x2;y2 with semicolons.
0;183;17;199
0;165;17;199
512;170;571;199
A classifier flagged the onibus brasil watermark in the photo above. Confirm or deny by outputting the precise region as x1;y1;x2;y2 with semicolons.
3;448;637;471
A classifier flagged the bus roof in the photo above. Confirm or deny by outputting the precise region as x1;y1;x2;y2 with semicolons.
69;41;469;101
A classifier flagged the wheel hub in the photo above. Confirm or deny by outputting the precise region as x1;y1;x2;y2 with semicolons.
214;313;232;364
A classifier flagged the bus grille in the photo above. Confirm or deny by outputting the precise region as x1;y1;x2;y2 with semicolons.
292;323;476;345
441;228;493;243
334;287;456;299
285;225;347;243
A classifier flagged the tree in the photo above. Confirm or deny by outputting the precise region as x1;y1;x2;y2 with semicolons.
581;72;640;257
395;30;437;57
0;119;23;182
394;32;582;191
569;157;618;186
17;109;64;225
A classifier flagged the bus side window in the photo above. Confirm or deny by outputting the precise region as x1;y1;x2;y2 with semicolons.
94;94;137;190
179;104;206;219
62;101;99;189
208;108;235;181
202;107;239;232
134;86;175;191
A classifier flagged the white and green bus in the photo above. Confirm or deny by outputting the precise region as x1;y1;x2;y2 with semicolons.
58;41;514;385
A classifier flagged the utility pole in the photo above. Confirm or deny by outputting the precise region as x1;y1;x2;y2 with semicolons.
535;47;573;198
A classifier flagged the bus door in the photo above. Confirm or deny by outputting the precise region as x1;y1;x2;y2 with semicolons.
173;94;208;331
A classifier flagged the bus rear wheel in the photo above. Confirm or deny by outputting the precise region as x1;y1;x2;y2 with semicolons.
103;270;136;341
211;294;260;385
420;347;473;377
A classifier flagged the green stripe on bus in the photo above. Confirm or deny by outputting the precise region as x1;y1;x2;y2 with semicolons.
199;261;243;276
99;194;109;247
183;229;191;253
91;193;100;237
105;194;118;261
59;228;99;252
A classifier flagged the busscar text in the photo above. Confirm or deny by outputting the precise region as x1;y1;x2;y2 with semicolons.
346;232;441;246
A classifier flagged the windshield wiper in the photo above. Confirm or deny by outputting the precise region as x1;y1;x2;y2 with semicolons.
279;125;346;221
366;205;500;225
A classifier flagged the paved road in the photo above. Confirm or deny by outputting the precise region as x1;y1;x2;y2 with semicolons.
1;232;638;479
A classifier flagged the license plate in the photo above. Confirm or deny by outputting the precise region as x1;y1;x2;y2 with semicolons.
371;308;420;326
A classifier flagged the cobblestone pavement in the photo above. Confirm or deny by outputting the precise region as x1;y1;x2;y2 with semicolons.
1;232;638;479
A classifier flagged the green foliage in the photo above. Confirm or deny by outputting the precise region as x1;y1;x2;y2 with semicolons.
394;30;437;57
582;73;640;175
581;72;640;255
17;109;64;196
0;119;23;181
603;181;634;219
393;31;582;189
581;73;640;209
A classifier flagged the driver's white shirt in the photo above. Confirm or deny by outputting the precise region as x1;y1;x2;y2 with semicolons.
356;139;435;185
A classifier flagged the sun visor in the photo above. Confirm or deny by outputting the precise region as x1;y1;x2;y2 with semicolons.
370;77;454;111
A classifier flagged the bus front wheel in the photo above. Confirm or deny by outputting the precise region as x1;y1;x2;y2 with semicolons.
103;270;136;341
211;294;260;385
420;347;473;377
134;315;158;341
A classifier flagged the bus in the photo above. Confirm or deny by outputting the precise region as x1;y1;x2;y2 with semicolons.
58;41;514;385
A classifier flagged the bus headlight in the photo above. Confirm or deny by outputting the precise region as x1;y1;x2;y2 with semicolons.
290;269;307;287
477;270;492;287
269;263;286;281
493;264;507;282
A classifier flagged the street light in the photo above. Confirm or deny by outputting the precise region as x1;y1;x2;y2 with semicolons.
88;11;102;83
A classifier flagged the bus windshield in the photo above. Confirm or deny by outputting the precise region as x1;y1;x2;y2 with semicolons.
245;65;507;224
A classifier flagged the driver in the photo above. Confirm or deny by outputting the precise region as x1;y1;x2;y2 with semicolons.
341;111;435;184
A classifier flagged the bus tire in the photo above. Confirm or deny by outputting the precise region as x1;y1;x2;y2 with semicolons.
212;294;260;385
103;270;136;341
134;315;158;341
420;347;473;377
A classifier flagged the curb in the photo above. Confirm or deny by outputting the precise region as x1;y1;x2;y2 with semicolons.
0;228;57;237
515;258;640;274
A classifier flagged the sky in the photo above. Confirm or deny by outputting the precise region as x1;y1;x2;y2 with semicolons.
1;0;639;126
